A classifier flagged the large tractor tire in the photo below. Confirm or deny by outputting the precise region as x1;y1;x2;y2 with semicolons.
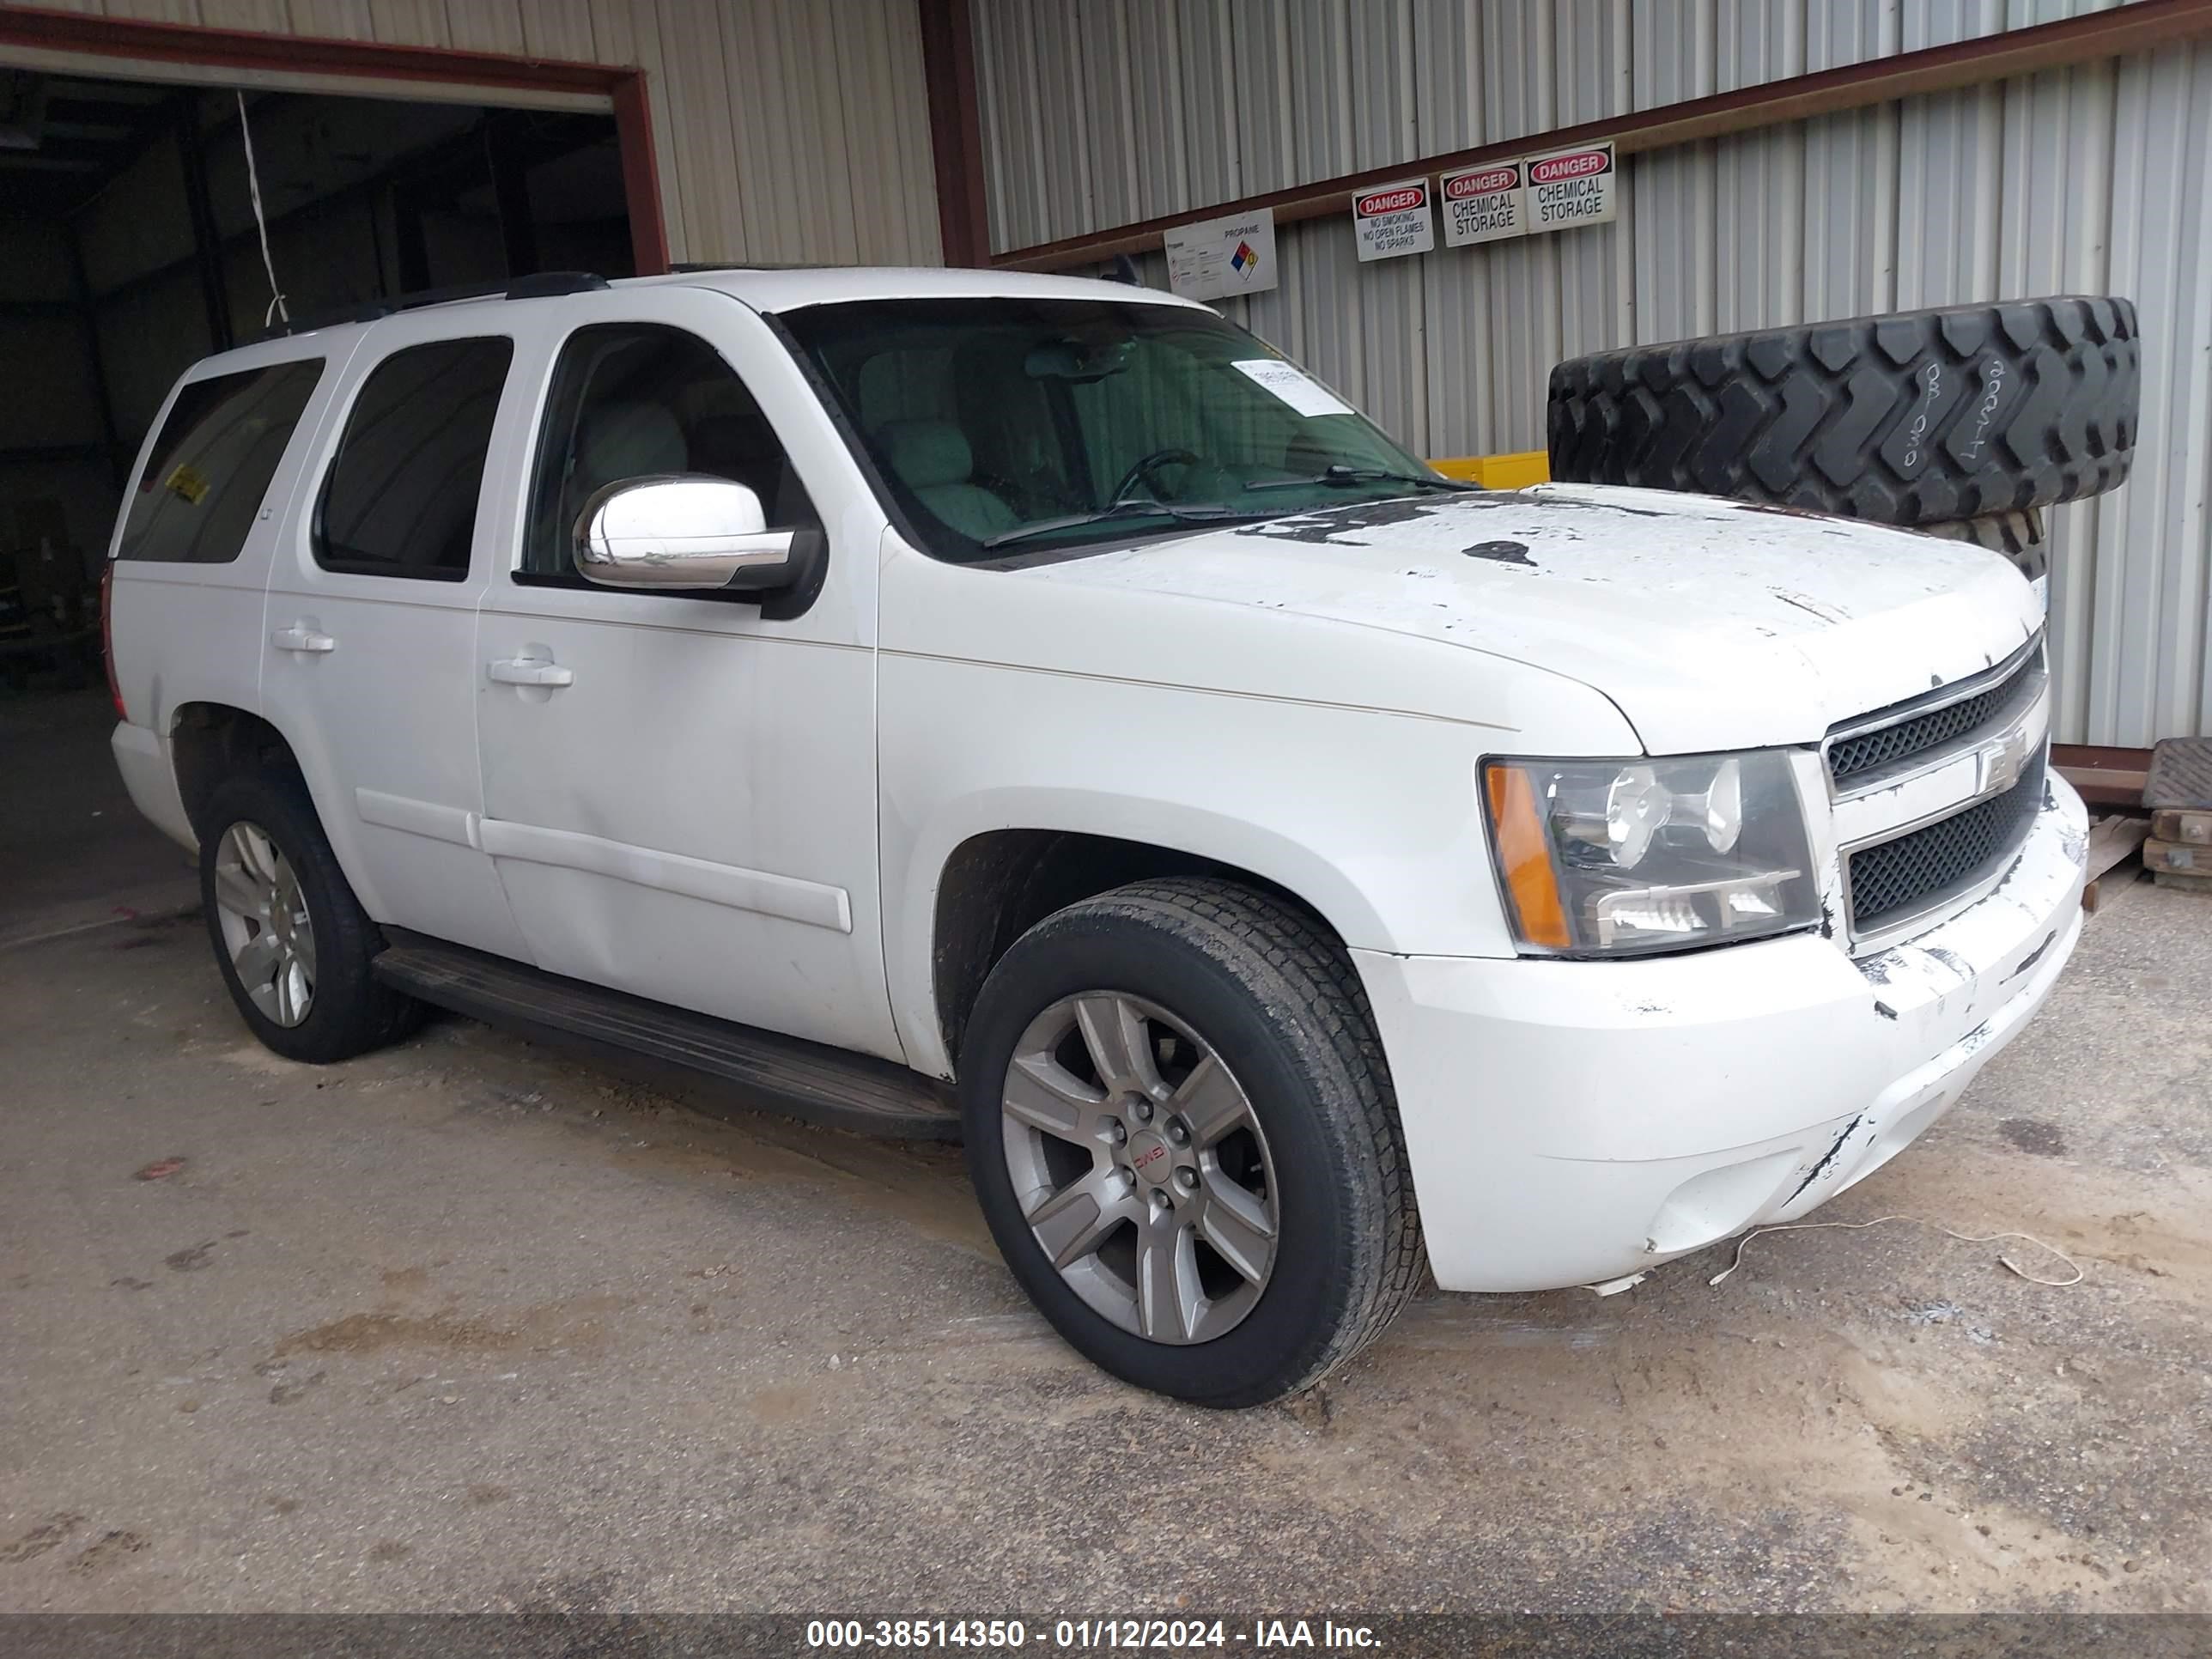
1546;296;2139;546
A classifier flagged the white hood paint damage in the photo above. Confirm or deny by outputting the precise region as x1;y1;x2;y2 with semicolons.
1024;483;2044;754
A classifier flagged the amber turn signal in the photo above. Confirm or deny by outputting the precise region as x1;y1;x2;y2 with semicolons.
1484;763;1571;950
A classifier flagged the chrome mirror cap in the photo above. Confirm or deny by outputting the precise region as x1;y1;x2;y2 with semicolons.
574;475;796;590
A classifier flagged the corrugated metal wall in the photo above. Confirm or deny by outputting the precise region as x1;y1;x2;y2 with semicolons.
0;0;944;269
973;0;2212;748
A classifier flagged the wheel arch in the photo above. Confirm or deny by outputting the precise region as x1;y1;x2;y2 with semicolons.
167;699;394;922
169;702;310;839
911;799;1386;1082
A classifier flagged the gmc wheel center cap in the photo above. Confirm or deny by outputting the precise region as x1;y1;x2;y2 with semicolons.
1127;1131;1174;1185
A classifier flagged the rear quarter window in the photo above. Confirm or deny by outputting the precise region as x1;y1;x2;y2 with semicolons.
116;359;325;564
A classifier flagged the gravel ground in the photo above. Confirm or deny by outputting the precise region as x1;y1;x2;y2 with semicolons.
2;694;2208;1616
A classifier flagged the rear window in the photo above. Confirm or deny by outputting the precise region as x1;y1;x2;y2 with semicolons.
117;359;325;564
314;337;514;582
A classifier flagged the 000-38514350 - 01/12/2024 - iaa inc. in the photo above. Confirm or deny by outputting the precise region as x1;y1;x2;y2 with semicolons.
804;1618;1380;1650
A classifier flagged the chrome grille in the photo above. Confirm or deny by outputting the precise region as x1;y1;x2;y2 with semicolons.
1847;750;2047;935
1826;644;2045;791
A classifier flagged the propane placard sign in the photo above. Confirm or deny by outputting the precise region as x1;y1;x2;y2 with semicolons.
1439;160;1528;247
1524;142;1617;230
1163;208;1279;301
1352;178;1434;261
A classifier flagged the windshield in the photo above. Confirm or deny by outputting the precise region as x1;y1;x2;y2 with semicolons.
777;296;1448;563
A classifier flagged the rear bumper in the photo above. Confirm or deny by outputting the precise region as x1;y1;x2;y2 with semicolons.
1355;774;2087;1292
111;720;197;852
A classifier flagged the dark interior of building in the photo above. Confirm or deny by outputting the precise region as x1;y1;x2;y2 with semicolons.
0;68;629;688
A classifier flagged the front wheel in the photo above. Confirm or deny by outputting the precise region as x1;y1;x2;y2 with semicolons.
958;878;1425;1407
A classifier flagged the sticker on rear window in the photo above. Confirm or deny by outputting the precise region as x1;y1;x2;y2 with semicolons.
1233;359;1354;418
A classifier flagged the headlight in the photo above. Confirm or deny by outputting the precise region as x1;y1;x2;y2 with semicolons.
1481;750;1820;956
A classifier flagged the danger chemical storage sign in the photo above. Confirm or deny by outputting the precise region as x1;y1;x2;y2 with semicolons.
1352;178;1434;262
1524;141;1616;229
1439;160;1526;247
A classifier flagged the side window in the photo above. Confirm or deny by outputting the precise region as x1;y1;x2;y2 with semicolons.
117;359;325;564
522;323;817;580
314;337;514;581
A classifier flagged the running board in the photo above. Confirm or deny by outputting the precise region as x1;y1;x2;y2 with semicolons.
373;934;959;1141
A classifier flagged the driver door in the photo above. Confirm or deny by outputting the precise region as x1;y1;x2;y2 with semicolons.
471;287;901;1062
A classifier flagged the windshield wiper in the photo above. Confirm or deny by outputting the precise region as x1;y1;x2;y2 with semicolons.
1243;464;1478;494
980;500;1268;550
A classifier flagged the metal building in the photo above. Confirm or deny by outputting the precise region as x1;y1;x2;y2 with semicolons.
3;0;2206;747
969;0;2212;750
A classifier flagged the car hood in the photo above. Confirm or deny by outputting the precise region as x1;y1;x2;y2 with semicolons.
1018;483;2045;753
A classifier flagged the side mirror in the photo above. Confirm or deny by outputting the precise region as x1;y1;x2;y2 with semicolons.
574;475;800;592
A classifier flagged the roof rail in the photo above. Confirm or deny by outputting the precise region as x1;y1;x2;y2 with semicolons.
669;260;827;273
251;271;609;343
503;270;610;300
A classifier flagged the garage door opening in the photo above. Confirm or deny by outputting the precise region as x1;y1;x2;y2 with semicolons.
0;52;638;945
2;66;629;682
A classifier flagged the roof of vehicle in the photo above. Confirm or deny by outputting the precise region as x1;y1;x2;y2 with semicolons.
189;265;1209;380
640;264;1212;315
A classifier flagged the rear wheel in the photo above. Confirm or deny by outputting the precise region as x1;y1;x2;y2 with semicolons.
958;878;1424;1407
198;771;422;1063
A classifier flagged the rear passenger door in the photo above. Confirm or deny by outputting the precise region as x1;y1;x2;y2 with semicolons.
263;319;530;962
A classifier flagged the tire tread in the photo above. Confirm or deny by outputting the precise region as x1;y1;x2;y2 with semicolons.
1547;295;2139;524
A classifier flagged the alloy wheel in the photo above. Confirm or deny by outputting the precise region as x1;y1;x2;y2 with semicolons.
211;821;317;1028
1000;993;1279;1344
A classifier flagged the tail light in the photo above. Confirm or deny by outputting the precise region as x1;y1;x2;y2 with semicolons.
100;560;127;722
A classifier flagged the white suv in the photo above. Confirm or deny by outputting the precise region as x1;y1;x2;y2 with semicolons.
105;267;2085;1406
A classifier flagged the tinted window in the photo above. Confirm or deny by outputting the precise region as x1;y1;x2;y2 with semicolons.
315;337;513;581
118;360;324;564
522;323;816;580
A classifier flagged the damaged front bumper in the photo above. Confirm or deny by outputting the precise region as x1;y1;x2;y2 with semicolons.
1352;773;2088;1294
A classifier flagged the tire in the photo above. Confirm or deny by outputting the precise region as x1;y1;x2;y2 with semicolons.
1547;295;2138;525
198;770;422;1064
1919;508;2046;585
957;878;1424;1407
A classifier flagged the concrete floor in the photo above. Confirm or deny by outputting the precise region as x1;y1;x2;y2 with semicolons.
0;690;197;951
3;689;2209;1613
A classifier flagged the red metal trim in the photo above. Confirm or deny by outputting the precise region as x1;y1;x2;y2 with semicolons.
989;0;2212;271
2054;744;2154;810
917;0;990;267
0;3;622;93
0;1;672;276
611;73;671;276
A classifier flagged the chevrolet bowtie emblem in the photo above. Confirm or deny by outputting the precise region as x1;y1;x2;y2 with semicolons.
1978;726;2030;795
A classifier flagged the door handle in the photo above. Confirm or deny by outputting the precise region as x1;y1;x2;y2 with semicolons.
488;657;574;688
271;624;336;653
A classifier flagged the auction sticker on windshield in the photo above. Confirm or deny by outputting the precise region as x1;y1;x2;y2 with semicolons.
1352;178;1434;262
1233;359;1355;418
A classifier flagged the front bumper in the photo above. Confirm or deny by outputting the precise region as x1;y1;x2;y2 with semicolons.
1354;774;2088;1293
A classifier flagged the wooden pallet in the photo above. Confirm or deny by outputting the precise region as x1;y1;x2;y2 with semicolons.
2142;738;2212;895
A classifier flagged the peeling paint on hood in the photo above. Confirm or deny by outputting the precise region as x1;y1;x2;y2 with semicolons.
1021;483;2043;753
